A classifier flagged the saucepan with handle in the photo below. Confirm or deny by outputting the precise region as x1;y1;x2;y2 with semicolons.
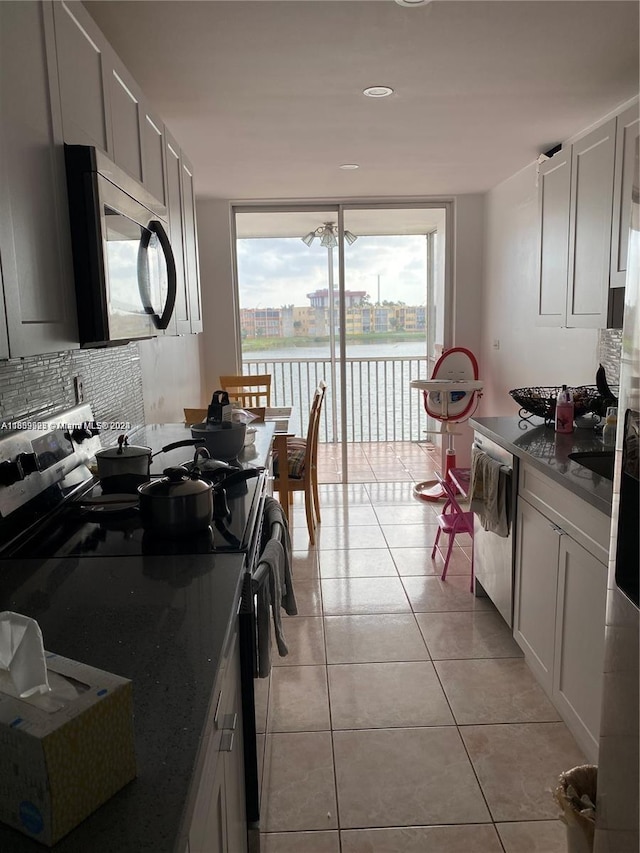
95;434;202;493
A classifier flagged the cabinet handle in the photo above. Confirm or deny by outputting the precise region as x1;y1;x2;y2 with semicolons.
220;731;235;753
222;712;237;732
213;691;223;725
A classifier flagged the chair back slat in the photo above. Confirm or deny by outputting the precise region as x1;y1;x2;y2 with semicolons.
219;374;272;408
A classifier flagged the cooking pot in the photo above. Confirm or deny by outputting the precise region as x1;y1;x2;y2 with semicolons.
137;466;213;536
190;421;247;461
95;435;201;493
183;447;263;493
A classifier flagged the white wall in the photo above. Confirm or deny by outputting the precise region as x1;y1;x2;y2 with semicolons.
479;163;598;417
196;199;242;400
448;194;484;468
138;334;204;423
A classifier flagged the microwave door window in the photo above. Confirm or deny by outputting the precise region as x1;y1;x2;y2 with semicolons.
103;207;160;340
138;230;169;329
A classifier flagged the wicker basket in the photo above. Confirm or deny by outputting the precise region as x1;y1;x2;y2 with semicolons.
509;386;603;421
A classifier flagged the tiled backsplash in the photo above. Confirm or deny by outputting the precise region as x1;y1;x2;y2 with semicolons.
598;328;623;385
0;344;144;443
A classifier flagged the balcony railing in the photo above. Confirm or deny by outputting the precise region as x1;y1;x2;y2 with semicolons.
242;356;430;443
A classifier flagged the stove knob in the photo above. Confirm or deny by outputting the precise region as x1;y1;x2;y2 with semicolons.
0;460;23;487
71;427;93;444
17;452;39;475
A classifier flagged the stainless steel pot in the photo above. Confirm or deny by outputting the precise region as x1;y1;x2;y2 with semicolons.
137;466;213;536
95;435;201;493
95;436;152;480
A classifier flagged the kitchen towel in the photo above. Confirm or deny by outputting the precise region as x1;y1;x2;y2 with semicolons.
469;448;511;537
256;497;298;678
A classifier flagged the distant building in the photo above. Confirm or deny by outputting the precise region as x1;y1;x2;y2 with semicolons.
306;289;368;309
240;298;425;339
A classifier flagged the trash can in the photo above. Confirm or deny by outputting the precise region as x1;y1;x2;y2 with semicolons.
554;764;598;853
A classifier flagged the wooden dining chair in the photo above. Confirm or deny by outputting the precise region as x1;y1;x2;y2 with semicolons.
219;374;272;408
184;407;207;424
273;381;326;544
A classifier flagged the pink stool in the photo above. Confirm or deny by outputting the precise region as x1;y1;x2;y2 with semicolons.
431;471;475;591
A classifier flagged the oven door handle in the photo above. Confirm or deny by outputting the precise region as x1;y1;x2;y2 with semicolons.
472;442;513;475
251;519;285;593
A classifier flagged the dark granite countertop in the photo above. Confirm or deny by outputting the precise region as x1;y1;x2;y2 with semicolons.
469;416;613;516
0;422;275;852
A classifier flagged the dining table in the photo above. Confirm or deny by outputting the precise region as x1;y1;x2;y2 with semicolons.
264;406;295;523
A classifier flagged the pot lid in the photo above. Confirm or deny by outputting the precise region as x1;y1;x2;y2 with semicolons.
138;466;212;498
96;444;152;460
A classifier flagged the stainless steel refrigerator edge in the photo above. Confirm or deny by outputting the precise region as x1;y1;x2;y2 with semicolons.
593;138;640;852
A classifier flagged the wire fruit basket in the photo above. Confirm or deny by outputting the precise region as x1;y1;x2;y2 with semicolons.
509;386;604;422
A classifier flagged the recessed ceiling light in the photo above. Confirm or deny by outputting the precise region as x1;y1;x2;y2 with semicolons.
339;164;359;170
395;0;431;6
363;86;394;98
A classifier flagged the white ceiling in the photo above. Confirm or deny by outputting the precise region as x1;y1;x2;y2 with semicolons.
85;1;639;204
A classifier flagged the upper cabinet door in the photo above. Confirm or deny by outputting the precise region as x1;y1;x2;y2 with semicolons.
537;150;571;326
108;55;144;186
141;106;168;209
165;130;191;335
566;118;616;328
181;156;203;334
53;1;167;208
610;102;640;288
0;261;9;360
51;0;113;155
0;0;79;357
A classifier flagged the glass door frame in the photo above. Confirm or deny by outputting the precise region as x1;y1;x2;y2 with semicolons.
231;200;454;483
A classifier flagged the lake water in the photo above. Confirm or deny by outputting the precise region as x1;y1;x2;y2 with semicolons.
243;340;428;361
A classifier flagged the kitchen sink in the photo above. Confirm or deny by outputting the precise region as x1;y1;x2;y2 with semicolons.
568;451;615;480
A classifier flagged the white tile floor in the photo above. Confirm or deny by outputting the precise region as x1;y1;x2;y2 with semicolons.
258;461;584;852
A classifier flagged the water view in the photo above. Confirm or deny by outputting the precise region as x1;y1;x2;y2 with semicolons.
243;340;430;443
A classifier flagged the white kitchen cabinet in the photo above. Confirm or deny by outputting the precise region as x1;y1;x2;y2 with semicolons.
165;130;191;335
181;155;204;334
514;465;609;762
188;625;247;853
0;0;79;358
107;54;145;186
554;534;607;759
536;104;635;329
141;105;168;209
51;0;112;154
52;1;167;207
537;149;571;327
0;261;9;360
610;102;640;289
514;497;561;695
566;118;616;328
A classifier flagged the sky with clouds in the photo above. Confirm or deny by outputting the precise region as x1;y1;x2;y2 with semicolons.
236;235;428;309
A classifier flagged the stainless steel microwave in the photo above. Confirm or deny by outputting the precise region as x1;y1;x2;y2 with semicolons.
64;145;176;346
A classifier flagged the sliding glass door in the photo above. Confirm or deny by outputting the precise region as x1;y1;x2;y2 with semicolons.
233;203;450;482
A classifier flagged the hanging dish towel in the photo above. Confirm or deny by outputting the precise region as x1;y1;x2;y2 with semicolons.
469;448;511;537
256;497;298;677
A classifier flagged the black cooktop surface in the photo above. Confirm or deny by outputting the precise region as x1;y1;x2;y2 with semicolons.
8;476;263;559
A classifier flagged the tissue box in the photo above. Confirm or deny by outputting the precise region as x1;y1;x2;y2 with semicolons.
0;653;136;846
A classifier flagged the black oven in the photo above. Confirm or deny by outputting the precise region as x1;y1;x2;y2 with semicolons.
238;509;285;829
65;145;177;346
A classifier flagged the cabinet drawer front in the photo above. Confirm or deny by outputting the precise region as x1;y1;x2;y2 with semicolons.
519;463;610;562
